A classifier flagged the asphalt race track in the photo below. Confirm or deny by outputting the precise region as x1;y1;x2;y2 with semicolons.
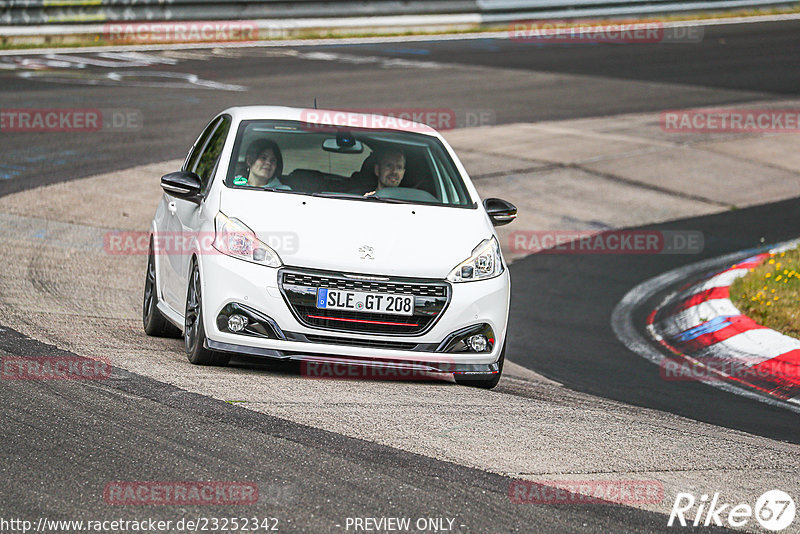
1;18;799;533
510;197;800;443
2;19;798;197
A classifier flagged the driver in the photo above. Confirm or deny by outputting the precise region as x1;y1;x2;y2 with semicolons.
364;148;405;196
234;139;290;189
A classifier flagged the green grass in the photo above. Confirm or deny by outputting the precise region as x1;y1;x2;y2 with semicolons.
0;39;109;50
730;246;800;339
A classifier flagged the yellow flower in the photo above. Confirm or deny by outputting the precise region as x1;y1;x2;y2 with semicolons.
767;302;772;306
774;296;779;301
766;273;771;278
772;289;776;293
776;275;783;282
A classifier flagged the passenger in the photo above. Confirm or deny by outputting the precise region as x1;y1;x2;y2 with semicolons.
234;139;290;189
364;148;405;196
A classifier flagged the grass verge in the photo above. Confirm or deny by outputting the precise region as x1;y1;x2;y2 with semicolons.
2;5;800;51
730;247;800;339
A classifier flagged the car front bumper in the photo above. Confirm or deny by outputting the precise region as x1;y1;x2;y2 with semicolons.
198;253;510;372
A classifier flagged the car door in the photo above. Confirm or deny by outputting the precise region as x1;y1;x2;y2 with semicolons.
160;116;226;312
171;115;232;312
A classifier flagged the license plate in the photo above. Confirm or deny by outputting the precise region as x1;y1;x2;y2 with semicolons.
316;288;414;316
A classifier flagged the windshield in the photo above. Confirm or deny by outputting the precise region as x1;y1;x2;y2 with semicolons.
224;120;474;207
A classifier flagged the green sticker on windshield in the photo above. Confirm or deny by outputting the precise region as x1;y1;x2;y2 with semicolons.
233;175;248;186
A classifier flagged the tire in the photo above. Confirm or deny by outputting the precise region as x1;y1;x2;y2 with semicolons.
143;239;181;338
184;259;230;366
454;343;505;389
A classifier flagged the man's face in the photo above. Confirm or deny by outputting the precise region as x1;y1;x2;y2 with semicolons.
374;151;405;190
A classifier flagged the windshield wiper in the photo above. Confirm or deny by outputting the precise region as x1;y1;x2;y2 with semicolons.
311;192;367;199
311;192;414;204
260;187;313;196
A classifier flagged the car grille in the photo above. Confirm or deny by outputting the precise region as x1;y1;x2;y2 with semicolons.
283;273;447;297
279;268;450;336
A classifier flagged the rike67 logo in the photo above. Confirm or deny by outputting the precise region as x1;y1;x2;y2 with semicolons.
668;490;795;531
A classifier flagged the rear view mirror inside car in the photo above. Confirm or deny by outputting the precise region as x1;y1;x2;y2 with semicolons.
322;136;364;153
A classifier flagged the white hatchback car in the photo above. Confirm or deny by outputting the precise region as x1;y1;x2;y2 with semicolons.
144;106;516;388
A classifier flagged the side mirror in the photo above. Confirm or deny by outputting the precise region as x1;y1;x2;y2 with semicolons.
483;198;517;227
161;171;202;202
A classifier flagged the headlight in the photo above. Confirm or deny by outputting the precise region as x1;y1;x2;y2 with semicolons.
212;212;282;267
447;237;504;282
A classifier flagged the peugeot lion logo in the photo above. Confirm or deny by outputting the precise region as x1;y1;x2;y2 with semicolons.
358;245;375;260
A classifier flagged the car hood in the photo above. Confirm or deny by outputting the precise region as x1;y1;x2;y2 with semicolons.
220;190;491;279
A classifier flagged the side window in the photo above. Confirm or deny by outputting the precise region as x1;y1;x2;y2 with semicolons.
184;118;219;173
193;116;231;193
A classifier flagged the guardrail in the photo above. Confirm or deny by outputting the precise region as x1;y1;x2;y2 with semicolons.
1;1;473;25
0;0;796;27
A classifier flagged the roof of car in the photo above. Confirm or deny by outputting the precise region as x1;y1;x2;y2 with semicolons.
221;106;440;136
